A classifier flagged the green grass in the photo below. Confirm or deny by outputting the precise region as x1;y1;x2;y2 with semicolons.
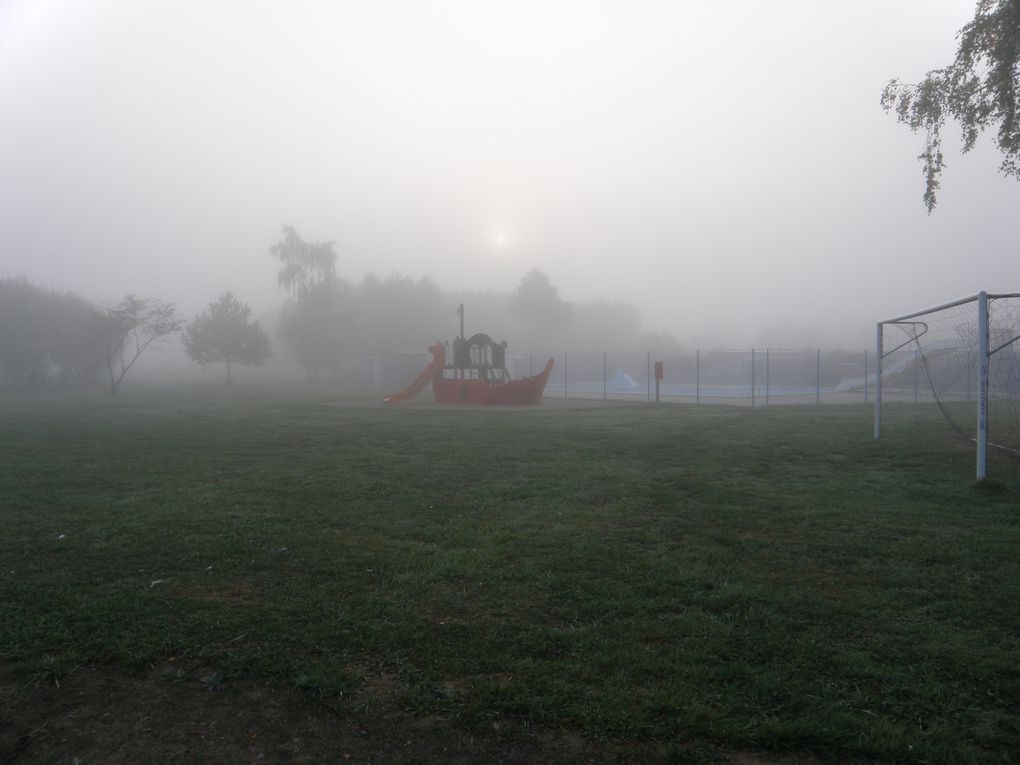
1;390;1018;763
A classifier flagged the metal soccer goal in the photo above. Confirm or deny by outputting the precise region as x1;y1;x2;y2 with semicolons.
875;291;1020;480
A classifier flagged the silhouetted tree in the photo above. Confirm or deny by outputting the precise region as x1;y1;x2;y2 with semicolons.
0;278;106;390
269;224;338;300
510;269;573;346
0;278;53;389
183;292;272;384
353;273;449;352
50;291;108;387
270;225;350;377
566;299;643;350
882;0;1020;211
279;280;351;378
102;295;182;394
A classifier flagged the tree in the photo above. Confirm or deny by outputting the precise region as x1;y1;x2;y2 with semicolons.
0;278;55;390
568;299;643;350
269;225;348;377
352;273;449;353
277;280;347;378
881;0;1020;211
0;278;103;390
269;224;338;300
183;293;272;384
510;269;573;346
49;290;108;387
102;295;182;395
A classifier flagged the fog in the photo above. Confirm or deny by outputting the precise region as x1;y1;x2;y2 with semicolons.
2;0;1018;358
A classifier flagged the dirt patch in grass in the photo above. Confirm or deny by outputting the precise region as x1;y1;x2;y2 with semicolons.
171;580;267;606
0;663;829;764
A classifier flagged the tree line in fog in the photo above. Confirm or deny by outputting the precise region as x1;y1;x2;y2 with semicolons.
0;225;678;392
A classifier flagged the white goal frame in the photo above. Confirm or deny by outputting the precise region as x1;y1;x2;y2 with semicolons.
874;291;1020;481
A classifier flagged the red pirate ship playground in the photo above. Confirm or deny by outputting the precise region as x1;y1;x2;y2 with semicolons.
382;305;555;405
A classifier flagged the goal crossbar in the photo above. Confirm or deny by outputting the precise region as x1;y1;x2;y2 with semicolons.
877;293;1020;325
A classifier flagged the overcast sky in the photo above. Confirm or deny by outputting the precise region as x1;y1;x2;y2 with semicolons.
1;0;1017;348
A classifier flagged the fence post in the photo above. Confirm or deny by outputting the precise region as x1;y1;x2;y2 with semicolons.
765;347;770;408
967;351;973;401
696;349;700;405
595;350;603;401
864;349;868;405
816;349;821;406
875;324;883;439
751;348;756;408
977;291;989;480
647;350;651;402
918;348;926;403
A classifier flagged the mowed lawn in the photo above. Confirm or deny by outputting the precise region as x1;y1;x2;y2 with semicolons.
1;391;1018;763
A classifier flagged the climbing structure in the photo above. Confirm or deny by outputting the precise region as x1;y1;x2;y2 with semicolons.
382;307;554;405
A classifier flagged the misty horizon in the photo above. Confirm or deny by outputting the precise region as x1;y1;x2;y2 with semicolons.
2;0;1019;353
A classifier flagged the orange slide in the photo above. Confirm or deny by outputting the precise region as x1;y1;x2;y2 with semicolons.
382;344;445;404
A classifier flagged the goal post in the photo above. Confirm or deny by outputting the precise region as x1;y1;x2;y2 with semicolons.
874;291;1020;481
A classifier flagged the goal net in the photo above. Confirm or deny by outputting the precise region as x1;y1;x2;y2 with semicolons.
875;292;1020;479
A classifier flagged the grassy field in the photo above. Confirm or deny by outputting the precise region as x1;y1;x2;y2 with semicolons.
1;390;1018;763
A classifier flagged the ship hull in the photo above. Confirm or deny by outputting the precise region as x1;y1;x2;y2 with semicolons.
432;358;554;405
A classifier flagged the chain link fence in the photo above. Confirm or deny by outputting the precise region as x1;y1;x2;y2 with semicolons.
365;347;874;406
513;348;871;406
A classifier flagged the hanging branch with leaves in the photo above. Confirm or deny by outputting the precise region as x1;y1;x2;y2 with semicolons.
881;0;1020;211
